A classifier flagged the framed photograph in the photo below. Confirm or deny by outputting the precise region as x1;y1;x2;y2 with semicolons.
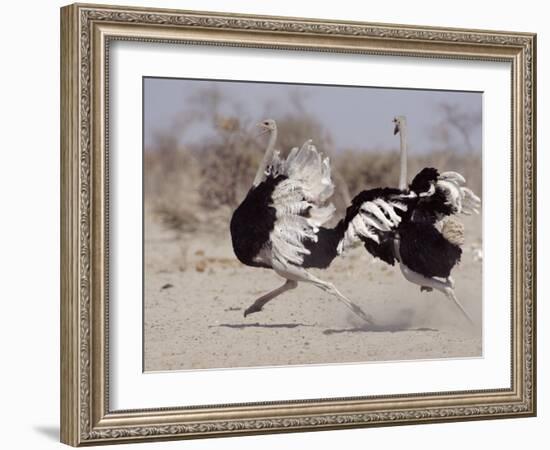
60;3;536;446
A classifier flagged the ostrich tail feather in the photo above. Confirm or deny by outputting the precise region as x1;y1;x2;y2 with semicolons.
441;217;465;246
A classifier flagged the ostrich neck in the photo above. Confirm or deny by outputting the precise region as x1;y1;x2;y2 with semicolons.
398;123;408;190
252;128;278;187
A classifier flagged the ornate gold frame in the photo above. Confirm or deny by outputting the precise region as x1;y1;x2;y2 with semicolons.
60;3;536;446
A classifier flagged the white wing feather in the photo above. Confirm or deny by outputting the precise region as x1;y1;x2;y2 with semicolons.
261;140;336;267
336;170;480;256
437;171;481;215
337;198;403;254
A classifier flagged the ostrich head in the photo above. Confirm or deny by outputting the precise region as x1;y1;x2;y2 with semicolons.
258;119;277;135
393;116;406;135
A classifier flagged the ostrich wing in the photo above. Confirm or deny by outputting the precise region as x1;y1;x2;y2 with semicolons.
264;141;336;267
337;187;406;262
437;172;481;215
409;170;482;225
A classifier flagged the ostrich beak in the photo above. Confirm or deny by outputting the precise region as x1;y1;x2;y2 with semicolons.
393;120;400;135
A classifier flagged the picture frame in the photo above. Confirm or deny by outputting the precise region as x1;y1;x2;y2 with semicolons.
60;2;536;446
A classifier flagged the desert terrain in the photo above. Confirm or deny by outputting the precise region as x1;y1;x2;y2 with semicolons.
143;211;482;371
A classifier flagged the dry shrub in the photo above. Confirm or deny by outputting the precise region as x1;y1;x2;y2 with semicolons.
196;114;338;210
144;87;481;234
335;150;400;197
334;148;482;199
197;122;261;210
144;139;202;233
410;150;482;197
274;116;334;159
146;139;482;235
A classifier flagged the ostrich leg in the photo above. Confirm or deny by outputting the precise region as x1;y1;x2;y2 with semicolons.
393;239;473;324
243;279;298;317
447;276;455;289
398;265;473;325
275;265;375;325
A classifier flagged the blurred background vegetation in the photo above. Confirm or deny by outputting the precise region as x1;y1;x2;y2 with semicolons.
144;84;482;235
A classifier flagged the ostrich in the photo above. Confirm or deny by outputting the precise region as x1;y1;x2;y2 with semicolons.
230;119;373;323
337;116;481;323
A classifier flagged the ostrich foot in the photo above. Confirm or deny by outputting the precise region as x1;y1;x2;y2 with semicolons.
345;302;375;325
243;304;262;317
420;286;433;292
242;279;298;318
443;287;473;325
398;264;472;325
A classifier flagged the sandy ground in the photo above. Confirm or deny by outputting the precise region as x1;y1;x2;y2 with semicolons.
144;213;482;372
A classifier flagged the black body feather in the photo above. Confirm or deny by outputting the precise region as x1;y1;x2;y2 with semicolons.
230;175;286;268
407;167;455;223
398;221;462;278
346;168;463;278
302;223;345;269
364;236;397;266
409;167;439;194
408;190;455;224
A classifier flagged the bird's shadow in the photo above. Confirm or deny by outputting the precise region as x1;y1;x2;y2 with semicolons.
214;322;314;330
213;322;437;333
323;324;438;335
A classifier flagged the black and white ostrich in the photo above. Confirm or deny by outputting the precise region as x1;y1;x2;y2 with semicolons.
230;119;373;323
337;116;481;323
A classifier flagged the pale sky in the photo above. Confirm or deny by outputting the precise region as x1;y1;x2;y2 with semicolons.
144;77;482;154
